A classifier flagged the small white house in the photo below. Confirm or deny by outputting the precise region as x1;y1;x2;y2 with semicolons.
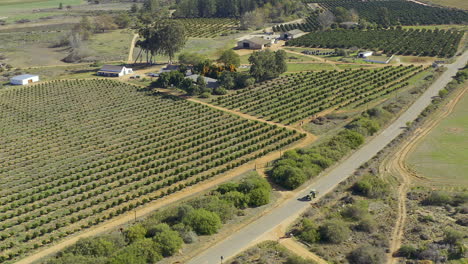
10;74;39;85
97;65;133;77
358;51;373;58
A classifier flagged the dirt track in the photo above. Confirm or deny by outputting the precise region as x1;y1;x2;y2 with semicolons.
280;238;328;264
127;34;138;63
384;86;467;264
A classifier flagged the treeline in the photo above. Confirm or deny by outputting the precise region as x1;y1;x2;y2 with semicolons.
270;107;392;189
287;28;462;57
45;173;271;264
173;0;303;18
315;0;468;26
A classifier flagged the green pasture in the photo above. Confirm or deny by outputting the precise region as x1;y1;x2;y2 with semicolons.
0;0;84;22
408;92;468;186
87;30;135;62
133;37;236;63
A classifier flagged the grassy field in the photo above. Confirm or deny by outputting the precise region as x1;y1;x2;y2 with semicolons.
133;37;236;63
408;92;468;186
0;0;83;22
87;30;135;62
0;79;302;263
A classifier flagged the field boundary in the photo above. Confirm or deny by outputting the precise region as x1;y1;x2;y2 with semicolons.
383;86;467;263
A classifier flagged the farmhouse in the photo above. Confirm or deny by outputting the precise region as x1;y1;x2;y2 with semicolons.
97;65;133;77
10;74;39;85
358;51;374;58
281;29;305;40
186;74;219;89
237;37;272;50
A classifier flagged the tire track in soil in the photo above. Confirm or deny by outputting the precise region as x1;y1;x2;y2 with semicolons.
384;86;466;264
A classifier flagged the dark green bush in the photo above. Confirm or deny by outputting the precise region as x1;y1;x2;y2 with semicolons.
341;204;368;221
398;244;418;258
298;219;320;244
352;175;389;198
347;245;386;264
183;209;222;235
319;220;350;243
423;191;452;206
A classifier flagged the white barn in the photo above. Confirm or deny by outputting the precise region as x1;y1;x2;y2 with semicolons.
358;51;373;58
10;74;39;85
97;65;133;77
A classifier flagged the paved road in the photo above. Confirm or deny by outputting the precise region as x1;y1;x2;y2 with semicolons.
188;50;468;264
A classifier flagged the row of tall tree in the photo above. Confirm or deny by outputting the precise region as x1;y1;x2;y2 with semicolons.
172;0;303;18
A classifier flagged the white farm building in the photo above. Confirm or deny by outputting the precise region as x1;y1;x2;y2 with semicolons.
358;51;373;58
10;74;39;85
97;65;133;77
237;37;272;50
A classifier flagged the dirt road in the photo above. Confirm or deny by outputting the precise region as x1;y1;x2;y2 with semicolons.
280;238;328;264
127;34;138;63
385;86;467;264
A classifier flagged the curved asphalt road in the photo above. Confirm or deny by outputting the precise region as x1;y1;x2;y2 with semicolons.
188;50;468;264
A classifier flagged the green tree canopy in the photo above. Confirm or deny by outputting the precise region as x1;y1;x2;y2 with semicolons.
249;50;287;82
124;224;147;244
218;49;241;67
183;208;222;235
149;223;183;257
136;20;187;63
109;239;162;264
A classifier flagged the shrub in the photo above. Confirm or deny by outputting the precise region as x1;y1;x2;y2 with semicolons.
285;255;315;264
341;203;368;221
319;220;350;243
66;237;115;257
150;224;183;257
398;244;418;258
443;228;463;245
222;191;248;209
423;191;452;206
352;175;389;198
247;188;270;207
347;245;386;264
180;230;198;244
238;172;271;193
298;219;320;244
109;238;162;264
270;165;307;190
189;196;235;222
124;224;146;243
183;209;222;235
356;217;377;233
216;182;239;194
213;87;227;95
